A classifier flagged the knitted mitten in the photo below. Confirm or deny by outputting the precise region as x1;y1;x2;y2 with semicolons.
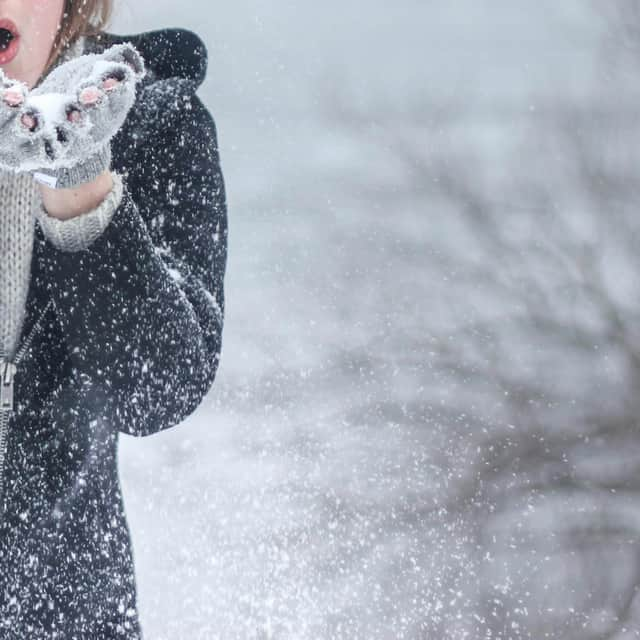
0;43;145;189
0;73;28;132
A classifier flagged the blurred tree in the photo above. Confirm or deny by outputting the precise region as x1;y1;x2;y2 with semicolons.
321;3;640;638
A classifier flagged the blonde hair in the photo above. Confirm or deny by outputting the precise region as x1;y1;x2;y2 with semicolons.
46;0;114;72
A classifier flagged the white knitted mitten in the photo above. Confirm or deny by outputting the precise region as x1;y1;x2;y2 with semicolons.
0;43;145;189
0;73;28;140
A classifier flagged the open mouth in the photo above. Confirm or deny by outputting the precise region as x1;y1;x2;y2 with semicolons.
0;20;19;64
0;28;14;51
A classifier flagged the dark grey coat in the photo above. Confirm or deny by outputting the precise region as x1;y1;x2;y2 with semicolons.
0;27;227;639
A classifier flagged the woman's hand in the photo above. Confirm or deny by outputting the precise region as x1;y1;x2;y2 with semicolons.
35;68;121;219
38;169;114;220
0;43;145;193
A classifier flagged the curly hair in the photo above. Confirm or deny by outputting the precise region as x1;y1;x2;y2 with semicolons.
47;0;113;71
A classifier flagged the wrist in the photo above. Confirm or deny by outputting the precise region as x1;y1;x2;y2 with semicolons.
33;145;112;191
39;170;114;220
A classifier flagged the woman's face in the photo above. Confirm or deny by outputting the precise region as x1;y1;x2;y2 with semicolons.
0;0;64;87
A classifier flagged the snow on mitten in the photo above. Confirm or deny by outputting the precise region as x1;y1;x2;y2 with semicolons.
0;71;28;128
0;43;145;189
0;72;28;182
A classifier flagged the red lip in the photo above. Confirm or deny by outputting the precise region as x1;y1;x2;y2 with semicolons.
0;19;20;66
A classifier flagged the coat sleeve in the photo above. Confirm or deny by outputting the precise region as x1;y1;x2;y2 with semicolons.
34;94;228;437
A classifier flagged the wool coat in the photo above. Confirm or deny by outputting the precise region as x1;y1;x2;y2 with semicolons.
0;27;227;639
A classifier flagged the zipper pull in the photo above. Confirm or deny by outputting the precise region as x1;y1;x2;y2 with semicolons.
0;361;16;412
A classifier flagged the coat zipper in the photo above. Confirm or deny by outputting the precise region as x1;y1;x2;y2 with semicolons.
0;297;54;509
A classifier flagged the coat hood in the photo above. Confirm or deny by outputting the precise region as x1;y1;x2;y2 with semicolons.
84;28;208;89
82;28;211;154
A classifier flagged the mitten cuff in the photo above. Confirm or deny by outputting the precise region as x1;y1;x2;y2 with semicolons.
34;171;123;252
32;145;112;190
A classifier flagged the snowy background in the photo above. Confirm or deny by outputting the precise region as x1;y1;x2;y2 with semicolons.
112;2;640;638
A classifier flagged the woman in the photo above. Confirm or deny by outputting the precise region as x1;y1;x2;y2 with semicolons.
0;0;227;637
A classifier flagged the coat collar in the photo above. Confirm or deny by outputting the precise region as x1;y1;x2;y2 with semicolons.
13;225;53;362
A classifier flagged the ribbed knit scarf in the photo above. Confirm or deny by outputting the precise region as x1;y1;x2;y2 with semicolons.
0;172;38;359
